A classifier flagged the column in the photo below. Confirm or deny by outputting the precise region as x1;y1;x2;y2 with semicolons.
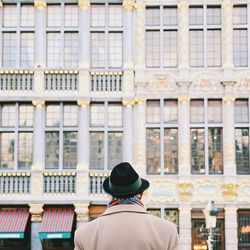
78;0;90;93
222;0;233;69
178;1;189;71
29;204;44;250
0;1;3;68
222;82;236;176
177;85;191;175
74;203;89;228
122;99;135;163
134;98;146;174
179;206;192;250
225;206;238;250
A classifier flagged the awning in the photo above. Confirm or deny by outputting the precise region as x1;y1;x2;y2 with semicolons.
39;208;74;239
0;209;30;239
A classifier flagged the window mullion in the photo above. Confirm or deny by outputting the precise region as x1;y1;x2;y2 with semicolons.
204;99;209;175
59;103;64;170
104;102;108;170
247;4;250;66
204;5;207;67
14;103;19;170
105;3;109;69
160;99;164;175
160;6;163;68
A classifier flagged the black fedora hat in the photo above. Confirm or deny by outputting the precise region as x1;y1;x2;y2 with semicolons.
103;162;150;198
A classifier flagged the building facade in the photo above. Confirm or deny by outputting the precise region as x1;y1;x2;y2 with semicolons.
0;0;250;250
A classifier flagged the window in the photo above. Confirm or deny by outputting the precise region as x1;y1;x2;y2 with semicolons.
145;6;178;68
90;3;123;68
190;99;223;174
2;3;34;68
45;103;78;169
238;210;250;249
233;5;248;67
0;103;33;170
89;102;123;170
46;4;79;68
235;99;250;174
189;5;221;67
146;100;178;174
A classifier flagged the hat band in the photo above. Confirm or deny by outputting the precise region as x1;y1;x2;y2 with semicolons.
109;178;142;195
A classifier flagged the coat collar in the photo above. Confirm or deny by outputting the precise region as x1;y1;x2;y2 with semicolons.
100;205;150;217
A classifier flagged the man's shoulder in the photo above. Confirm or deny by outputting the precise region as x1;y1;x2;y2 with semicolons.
75;217;102;236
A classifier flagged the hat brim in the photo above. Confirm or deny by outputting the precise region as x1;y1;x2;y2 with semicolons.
103;177;150;198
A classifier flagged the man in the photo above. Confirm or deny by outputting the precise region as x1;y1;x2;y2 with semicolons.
74;162;179;250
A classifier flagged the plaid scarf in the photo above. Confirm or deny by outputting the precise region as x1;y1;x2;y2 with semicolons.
108;194;144;208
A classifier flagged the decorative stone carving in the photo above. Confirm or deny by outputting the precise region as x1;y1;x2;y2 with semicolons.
34;0;46;10
222;183;238;201
77;99;90;108
222;0;233;10
78;0;90;10
178;182;193;201
178;96;190;105
146;74;177;92
122;98;136;108
223;96;235;104
32;100;45;108
29;204;44;222
123;0;135;10
134;97;146;104
237;78;250;92
177;1;188;11
134;1;145;10
74;204;89;222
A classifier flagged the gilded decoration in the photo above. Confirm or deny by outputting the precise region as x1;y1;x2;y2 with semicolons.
178;182;193;201
134;1;145;10
74;204;89;222
34;0;46;10
177;1;188;11
178;96;190;104
222;183;238;201
32;100;45;108
77;99;90;108
223;96;235;104
222;1;233;10
78;0;90;10
134;97;146;104
122;98;136;108
122;0;135;11
29;204;44;222
146;74;177;92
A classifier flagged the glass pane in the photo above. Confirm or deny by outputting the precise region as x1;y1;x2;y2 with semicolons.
65;4;78;27
108;32;123;68
164;129;178;174
18;133;32;169
91;32;105;68
21;32;35;68
234;29;248;67
146;31;160;67
19;104;34;127
0;133;14;169
90;132;104;169
147;100;160;123
208;100;222;123
3;32;16;68
147;209;161;217
108;103;122;127
191;129;205;174
3;4;17;27
189;7;203;25
163;7;177;26
46;104;60;127
163;31;178;67
108;132;122;170
45;132;59;169
189;30;204;67
146;128;160;174
63;104;78;126
63;132;77;169
235;128;249;174
235;100;249;123
207;30;221;67
146;7;160;26
91;4;105;27
164;100;178;123
21;4;35;27
90;103;105;126
109;4;123;27
238;211;250;245
47;32;61;68
64;32;79;68
190;100;204;123
0;104;16;127
207;6;221;25
164;209;179;226
209;128;223;174
233;6;247;25
47;4;61;27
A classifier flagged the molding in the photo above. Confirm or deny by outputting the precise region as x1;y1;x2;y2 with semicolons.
32;100;45;108
134;97;146;104
122;98;136;108
222;183;238;201
222;1;233;10
34;0;46;10
78;0;90;10
77;99;90;108
223;96;235;104
178;96;190;104
134;1;145;10
178;182;193;201
29;204;44;222
177;1;189;11
122;0;135;11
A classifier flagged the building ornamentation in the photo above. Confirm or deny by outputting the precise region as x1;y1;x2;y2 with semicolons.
29;204;44;222
77;99;90;108
74;204;89;222
177;1;188;11
178;182;193;201
122;0;135;11
32;100;45;108
223;96;235;104
222;0;233;10
78;0;90;10
34;0;46;10
122;98;136;108
0;1;2;8
134;1;145;10
134;97;146;104
178;96;190;104
238;182;250;201
146;74;177;92
237;78;250;92
222;183;238;201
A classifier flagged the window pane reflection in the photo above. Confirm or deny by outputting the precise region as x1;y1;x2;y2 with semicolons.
235;100;249;123
19;104;33;127
90;132;104;170
18;133;32;169
45;132;59;169
190;100;204;123
90;103;105;126
208;100;222;123
108;104;122;127
0;133;15;169
1;104;16;127
164;100;178;123
63;105;78;127
63;132;77;169
147;100;160;123
108;132;122;170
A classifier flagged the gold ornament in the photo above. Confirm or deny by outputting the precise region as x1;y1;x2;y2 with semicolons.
222;183;238;201
77;99;90;108
32;100;45;108
29;204;44;222
223;96;235;104
123;0;135;10
78;0;90;10
179;182;193;201
34;0;46;10
178;96;190;104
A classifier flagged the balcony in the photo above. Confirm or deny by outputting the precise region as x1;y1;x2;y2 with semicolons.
89;172;108;195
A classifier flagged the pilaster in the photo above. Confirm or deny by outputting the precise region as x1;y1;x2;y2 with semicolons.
74;203;89;228
79;70;90;94
225;206;238;250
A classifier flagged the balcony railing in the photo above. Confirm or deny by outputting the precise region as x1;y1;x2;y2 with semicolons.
43;172;76;194
89;173;109;195
0;173;31;194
